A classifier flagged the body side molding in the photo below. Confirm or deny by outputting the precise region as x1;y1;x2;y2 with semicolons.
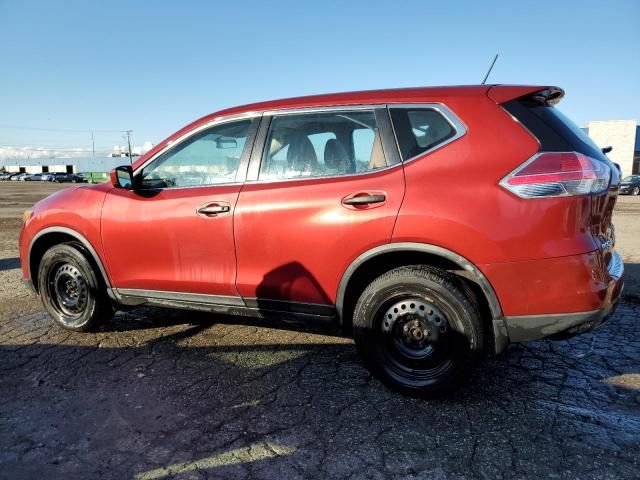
115;288;246;307
110;288;337;321
28;226;112;289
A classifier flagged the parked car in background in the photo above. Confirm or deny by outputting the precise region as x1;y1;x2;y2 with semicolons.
42;172;84;183
43;173;61;182
0;172;13;180
23;174;43;181
64;173;86;183
619;175;640;195
19;85;624;397
12;173;29;181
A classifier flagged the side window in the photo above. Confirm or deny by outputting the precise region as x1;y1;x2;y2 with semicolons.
258;110;386;181
140;120;251;188
390;108;456;161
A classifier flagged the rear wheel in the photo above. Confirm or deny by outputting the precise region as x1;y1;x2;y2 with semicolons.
353;265;485;397
37;243;113;331
633;186;640;196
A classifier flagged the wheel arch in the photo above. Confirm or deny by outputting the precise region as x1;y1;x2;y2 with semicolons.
28;227;112;293
336;242;507;352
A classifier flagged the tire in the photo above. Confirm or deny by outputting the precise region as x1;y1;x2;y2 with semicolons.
633;186;640;196
37;243;113;332
353;265;485;398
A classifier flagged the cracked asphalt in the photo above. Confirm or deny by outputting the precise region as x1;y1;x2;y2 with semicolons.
1;183;639;479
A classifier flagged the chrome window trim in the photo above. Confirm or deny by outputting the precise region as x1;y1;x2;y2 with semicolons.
386;103;468;164
117;181;245;192
261;104;379;117
499;105;542;150
244;161;402;185
132;111;262;178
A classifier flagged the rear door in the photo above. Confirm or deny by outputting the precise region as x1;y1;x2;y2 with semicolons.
233;106;405;311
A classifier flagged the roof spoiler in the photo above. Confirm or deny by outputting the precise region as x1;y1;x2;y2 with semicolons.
487;85;565;105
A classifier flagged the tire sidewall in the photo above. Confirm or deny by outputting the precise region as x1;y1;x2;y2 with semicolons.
38;244;102;331
353;268;482;397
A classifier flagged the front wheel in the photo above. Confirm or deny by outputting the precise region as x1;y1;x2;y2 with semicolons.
353;265;485;397
633;186;640;196
37;243;113;331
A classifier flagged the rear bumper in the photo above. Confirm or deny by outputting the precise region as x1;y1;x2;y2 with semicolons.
501;251;624;343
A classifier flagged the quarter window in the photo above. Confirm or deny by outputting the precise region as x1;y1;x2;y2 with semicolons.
259;110;386;181
140;120;251;188
390;108;456;161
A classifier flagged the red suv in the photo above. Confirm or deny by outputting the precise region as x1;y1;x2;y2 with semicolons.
19;85;624;396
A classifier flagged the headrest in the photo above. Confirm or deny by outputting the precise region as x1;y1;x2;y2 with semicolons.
324;138;349;171
287;134;318;172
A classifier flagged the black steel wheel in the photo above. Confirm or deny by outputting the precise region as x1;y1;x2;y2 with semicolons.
38;243;113;331
353;265;485;397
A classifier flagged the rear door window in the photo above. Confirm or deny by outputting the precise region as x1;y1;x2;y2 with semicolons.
390;108;456;161
503;100;609;162
259;110;386;181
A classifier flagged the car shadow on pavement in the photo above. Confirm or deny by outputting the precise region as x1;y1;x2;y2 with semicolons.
103;306;346;339
0;257;19;271
1;300;639;479
622;262;640;302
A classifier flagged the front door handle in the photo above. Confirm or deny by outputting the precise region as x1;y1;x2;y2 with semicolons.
197;203;230;216
342;193;386;206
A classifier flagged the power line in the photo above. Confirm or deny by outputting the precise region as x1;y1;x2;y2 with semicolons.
0;141;115;149
0;125;127;133
0;146;111;154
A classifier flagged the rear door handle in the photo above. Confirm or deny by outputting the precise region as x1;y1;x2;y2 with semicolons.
342;193;386;206
197;203;230;216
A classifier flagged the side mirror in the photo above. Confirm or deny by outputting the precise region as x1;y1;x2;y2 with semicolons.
110;165;134;189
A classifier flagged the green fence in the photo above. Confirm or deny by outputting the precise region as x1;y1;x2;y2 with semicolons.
83;172;109;184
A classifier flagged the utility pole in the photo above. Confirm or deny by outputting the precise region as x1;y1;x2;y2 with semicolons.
91;132;95;158
124;130;133;165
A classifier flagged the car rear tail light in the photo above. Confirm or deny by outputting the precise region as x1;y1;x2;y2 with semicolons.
500;152;611;198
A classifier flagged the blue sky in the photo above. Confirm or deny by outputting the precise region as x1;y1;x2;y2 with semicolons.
0;0;638;157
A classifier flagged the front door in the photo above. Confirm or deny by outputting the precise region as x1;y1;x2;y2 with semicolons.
101;117;258;297
233;107;405;309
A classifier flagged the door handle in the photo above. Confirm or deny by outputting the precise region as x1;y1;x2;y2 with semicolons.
197;204;230;215
342;194;386;206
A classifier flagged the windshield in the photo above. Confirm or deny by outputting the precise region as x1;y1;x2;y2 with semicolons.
622;176;639;182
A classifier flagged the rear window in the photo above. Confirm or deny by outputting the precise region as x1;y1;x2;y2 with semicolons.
503;100;608;162
390;108;456;161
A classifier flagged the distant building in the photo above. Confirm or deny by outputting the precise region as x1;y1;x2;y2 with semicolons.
582;120;640;177
1;156;133;174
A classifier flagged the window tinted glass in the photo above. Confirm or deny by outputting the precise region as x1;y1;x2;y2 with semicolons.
259;110;385;180
140;120;251;188
503;100;609;162
390;108;455;161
